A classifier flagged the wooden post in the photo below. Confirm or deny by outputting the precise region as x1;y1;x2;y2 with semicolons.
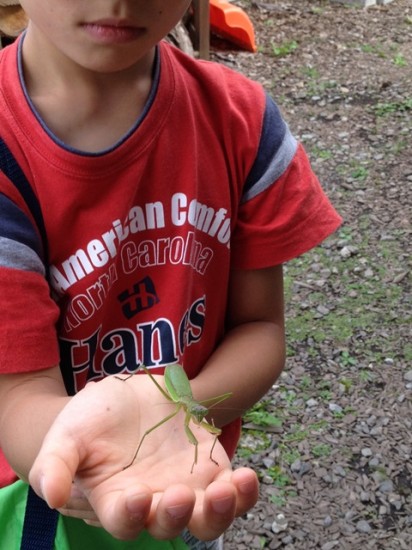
192;0;210;60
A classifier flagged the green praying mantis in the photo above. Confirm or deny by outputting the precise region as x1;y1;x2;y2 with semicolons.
120;364;232;473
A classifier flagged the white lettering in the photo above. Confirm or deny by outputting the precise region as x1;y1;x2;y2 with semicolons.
50;196;230;295
87;239;109;267
171;193;231;243
171;193;187;226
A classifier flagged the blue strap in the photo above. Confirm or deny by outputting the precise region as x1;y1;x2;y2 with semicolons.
0;140;58;548
0;137;49;265
20;487;59;550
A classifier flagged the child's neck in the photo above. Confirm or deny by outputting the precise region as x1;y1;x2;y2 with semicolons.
21;37;156;153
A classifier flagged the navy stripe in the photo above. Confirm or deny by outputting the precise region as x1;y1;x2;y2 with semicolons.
0;193;43;256
21;486;59;550
242;94;297;203
0;138;48;262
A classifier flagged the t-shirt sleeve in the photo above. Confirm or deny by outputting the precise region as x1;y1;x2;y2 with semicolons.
231;94;342;269
0;193;60;373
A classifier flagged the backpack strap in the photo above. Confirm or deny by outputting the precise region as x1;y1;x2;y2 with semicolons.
0;137;49;266
20;487;59;550
0;139;58;548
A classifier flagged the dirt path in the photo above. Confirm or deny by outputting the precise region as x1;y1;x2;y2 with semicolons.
214;1;411;548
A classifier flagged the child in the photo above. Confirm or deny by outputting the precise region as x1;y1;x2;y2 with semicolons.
0;1;342;548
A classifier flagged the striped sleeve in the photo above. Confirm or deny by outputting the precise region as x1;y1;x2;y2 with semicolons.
242;93;297;203
231;94;342;269
0;194;60;372
0;193;46;275
0;147;59;373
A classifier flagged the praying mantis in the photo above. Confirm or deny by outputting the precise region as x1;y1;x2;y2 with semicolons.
121;364;232;473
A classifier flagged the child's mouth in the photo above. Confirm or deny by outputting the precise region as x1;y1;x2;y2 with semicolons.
82;20;145;44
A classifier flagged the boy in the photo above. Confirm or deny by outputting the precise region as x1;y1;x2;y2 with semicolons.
0;1;341;548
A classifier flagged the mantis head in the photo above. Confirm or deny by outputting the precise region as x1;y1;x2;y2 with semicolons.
191;403;209;423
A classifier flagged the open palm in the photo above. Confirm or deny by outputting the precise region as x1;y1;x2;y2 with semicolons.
29;374;258;541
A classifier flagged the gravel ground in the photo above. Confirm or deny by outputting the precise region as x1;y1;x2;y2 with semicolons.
206;1;412;548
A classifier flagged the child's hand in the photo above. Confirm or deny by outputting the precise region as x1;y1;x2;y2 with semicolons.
28;374;258;541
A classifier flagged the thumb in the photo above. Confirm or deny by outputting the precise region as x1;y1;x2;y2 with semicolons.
29;437;80;509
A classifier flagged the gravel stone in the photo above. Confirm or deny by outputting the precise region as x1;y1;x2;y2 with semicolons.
356;520;372;534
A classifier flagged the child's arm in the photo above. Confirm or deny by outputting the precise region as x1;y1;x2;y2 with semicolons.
191;264;285;426
0;367;70;480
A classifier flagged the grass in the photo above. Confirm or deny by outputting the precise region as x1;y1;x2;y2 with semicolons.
310;146;334;161
359;43;386;58
266;465;291;487
237;430;272;460
352;41;408;68
243;408;282;429
312;443;332;458
393;52;407;67
282;221;408;360
299;66;339;97
270;39;298;57
371;98;412;117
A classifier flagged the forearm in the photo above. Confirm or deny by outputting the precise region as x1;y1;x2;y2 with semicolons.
191;320;285;427
0;367;69;481
191;265;286;427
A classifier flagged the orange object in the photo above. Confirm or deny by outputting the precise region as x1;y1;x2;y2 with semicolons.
209;0;257;52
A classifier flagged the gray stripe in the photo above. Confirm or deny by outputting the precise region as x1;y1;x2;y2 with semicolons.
181;529;224;550
0;236;46;275
241;128;298;204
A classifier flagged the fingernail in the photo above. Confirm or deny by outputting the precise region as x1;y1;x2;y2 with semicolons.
39;475;49;505
238;480;256;495
39;475;45;497
126;493;148;521
211;496;233;514
167;503;192;520
128;512;144;522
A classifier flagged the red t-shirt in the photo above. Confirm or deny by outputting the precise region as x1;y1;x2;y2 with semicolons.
0;38;342;486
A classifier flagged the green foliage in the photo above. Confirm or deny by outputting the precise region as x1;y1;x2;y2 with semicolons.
266;465;291;487
243;408;282;428
350;165;369;181
339;351;357;367
310;146;333;160
359;43;386;57
269;489;298;508
372;98;412;117
359;369;374;383
312;443;332;458
278;445;301;466
270;40;298;57
393;52;407;67
339;377;354;393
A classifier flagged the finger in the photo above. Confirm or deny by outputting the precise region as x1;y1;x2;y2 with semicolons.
145;484;196;541
231;467;259;517
58;506;98;521
58;495;99;522
188;480;237;541
89;484;152;541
